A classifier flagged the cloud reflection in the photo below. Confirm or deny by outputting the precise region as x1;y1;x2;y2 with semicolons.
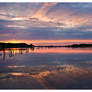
0;64;92;89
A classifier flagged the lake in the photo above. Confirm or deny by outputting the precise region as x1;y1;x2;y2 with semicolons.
0;47;92;89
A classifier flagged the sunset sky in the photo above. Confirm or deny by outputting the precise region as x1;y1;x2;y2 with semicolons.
0;3;92;45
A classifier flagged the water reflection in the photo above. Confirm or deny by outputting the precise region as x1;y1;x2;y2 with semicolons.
0;48;33;60
0;47;92;61
0;65;92;89
0;47;92;89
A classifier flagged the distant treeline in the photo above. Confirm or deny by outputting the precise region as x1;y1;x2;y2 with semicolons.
65;44;92;48
0;42;92;48
0;42;34;48
37;44;92;48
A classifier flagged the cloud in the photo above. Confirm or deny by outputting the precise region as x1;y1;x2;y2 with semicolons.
0;3;92;42
0;3;92;29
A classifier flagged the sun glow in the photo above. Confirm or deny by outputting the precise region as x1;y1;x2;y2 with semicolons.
1;39;92;45
7;40;22;43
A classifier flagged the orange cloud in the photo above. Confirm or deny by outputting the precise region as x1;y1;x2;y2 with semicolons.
1;39;92;45
31;3;57;22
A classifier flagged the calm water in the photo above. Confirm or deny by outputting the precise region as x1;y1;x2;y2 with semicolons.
0;47;92;89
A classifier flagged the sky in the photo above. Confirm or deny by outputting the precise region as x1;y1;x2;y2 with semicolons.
0;3;92;45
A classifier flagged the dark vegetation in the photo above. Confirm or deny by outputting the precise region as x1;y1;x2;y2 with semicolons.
0;42;92;49
65;44;92;48
0;42;34;49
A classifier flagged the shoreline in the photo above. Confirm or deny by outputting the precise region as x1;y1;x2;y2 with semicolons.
1;42;92;49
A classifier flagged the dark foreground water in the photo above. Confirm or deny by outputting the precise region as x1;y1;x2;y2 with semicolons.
0;47;92;89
